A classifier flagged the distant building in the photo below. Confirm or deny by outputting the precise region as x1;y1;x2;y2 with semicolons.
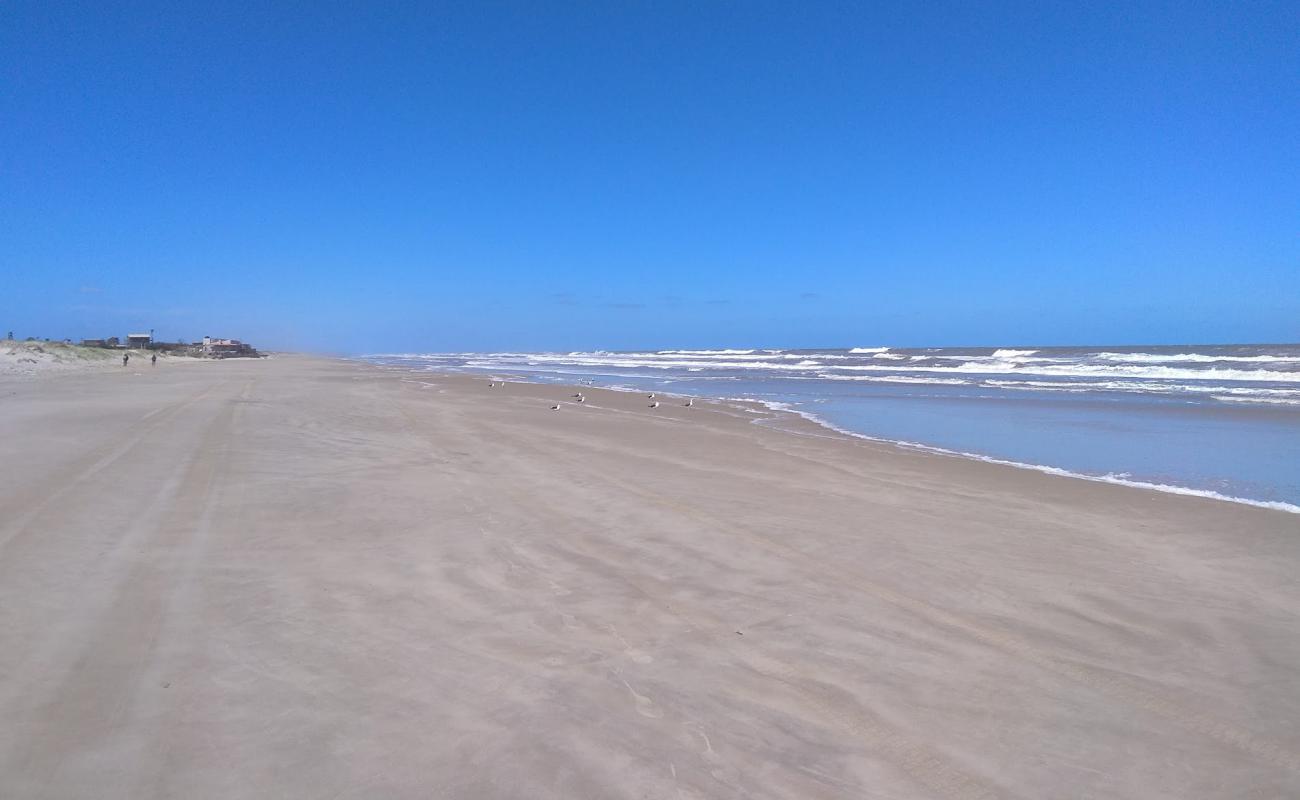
127;332;153;349
80;337;121;348
200;335;259;358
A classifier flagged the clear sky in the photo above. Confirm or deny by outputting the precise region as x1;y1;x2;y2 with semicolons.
2;2;1296;353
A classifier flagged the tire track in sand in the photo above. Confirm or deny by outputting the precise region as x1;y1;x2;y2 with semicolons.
0;381;247;794
0;381;223;556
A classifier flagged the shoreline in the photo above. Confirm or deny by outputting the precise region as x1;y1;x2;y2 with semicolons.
367;361;1300;516
755;398;1300;515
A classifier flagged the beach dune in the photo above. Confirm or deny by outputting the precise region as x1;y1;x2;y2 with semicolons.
1;356;1297;799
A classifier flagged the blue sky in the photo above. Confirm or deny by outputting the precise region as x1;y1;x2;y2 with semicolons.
2;2;1296;353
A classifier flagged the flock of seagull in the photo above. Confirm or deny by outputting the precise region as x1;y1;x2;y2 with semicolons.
487;380;695;412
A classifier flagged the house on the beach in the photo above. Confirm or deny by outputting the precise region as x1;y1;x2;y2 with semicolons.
200;336;259;358
80;337;121;348
127;332;153;349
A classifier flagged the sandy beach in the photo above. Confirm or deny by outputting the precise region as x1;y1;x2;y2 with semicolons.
1;355;1297;799
0;339;200;377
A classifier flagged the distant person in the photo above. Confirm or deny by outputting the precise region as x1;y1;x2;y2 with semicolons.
151;353;157;366
122;353;129;367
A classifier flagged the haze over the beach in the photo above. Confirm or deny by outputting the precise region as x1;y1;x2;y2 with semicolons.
2;2;1297;352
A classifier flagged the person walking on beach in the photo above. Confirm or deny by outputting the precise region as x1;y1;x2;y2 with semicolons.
122;352;130;367
151;353;157;366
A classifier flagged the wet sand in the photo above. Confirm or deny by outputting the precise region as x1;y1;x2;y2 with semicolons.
1;355;1297;798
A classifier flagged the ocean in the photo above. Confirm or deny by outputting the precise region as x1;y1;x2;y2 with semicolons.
363;345;1300;512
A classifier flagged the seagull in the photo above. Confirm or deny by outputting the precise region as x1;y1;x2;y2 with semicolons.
648;393;656;398
649;401;660;408
577;396;586;403
489;382;496;388
684;399;693;407
573;393;583;398
550;404;561;411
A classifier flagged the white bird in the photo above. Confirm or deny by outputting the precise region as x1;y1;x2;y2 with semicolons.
577;396;586;403
684;399;693;407
649;401;660;408
648;393;656;398
550;404;561;411
573;393;583;398
489;382;496;388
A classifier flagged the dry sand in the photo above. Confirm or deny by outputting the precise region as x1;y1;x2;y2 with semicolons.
1;355;1297;799
0;339;199;377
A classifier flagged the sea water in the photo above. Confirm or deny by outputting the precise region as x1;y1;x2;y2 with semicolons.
364;345;1300;512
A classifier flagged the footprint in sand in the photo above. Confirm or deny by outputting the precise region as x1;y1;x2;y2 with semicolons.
606;624;654;664
684;723;714;757
621;679;663;719
627;650;654;664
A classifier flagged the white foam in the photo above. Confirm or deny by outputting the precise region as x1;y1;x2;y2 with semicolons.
825;362;1300;383
848;347;890;353
1093;351;1300;364
986;379;1300;400
370;351;1300;393
366;351;1300;390
1212;395;1300;406
657;349;756;355
465;353;829;372
817;374;971;385
992;349;1038;358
